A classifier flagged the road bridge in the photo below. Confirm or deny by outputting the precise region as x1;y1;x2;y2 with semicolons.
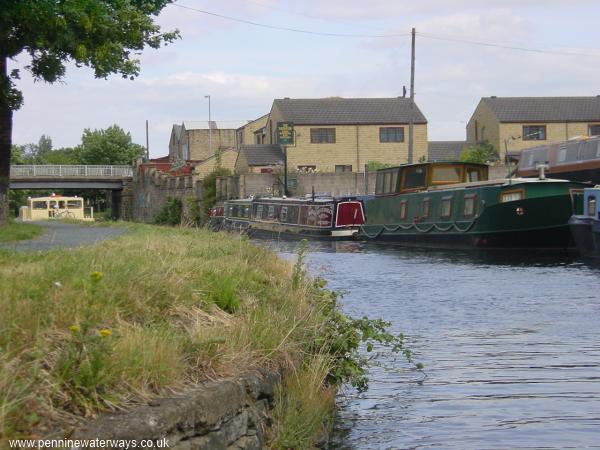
9;165;133;189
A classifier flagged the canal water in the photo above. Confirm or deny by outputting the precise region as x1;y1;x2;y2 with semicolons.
268;240;600;450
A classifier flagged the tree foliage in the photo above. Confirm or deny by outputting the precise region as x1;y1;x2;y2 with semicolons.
78;125;145;165
459;140;499;164
202;168;232;216
0;0;179;224
0;1;180;111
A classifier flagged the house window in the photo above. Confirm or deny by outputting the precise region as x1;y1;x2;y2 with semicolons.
440;197;453;218
589;125;600;136
399;200;408;219
335;165;352;173
379;127;404;143
310;128;336;144
588;196;597;217
501;190;524;203
421;198;431;218
463;195;476;216
523;125;546;140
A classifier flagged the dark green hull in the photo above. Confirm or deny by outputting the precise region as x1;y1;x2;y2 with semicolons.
360;180;588;249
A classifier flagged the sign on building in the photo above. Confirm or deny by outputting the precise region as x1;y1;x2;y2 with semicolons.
277;122;294;146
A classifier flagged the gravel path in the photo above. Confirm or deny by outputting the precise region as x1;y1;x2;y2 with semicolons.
0;221;128;252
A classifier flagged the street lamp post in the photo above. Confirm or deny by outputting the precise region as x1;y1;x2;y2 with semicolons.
204;95;212;157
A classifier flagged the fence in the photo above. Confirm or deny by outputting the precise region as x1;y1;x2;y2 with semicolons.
10;165;133;177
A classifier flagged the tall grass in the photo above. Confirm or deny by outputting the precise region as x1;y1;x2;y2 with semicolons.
0;222;42;242
0;224;337;446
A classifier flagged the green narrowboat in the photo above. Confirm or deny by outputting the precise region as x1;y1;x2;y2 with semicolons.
360;161;589;249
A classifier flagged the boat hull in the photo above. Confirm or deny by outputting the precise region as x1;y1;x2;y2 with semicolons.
225;218;359;241
361;181;586;250
569;216;600;257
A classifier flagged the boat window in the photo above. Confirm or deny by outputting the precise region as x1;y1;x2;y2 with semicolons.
421;198;431;218
440;197;453;218
267;205;275;220
588;196;597;217
522;148;549;169
501;190;524;203
383;172;391;193
67;200;82;209
287;205;299;224
280;206;288;222
581;141;600;160
227;205;234;216
403;166;427;190
389;171;398;193
399;200;408;220
432;166;461;184
466;168;481;182
256;204;263;219
58;201;66;209
375;173;384;194
463;195;476;216
557;143;579;164
49;201;58;209
33;201;47;210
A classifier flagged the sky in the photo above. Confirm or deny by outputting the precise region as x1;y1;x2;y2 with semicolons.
10;0;600;158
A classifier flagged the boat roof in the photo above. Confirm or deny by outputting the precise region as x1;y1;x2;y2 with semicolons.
426;177;589;191
377;161;488;172
226;195;359;204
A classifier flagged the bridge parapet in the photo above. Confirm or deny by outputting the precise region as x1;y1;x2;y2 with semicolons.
10;165;133;178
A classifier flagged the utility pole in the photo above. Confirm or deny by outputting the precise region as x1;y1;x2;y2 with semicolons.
408;27;416;164
145;119;149;161
205;95;212;160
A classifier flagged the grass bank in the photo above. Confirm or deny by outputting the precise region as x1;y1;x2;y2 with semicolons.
0;222;43;242
0;224;415;448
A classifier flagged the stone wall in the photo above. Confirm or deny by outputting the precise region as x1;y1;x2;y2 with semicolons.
68;370;280;450
131;166;202;223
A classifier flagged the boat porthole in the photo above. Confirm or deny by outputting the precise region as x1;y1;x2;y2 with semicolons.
516;207;524;216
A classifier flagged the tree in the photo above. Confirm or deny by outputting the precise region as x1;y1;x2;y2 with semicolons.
0;1;179;225
459;140;499;164
78;125;145;165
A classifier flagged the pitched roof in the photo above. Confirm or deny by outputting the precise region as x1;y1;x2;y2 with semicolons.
272;97;427;125
482;96;600;122
240;145;284;166
428;141;467;161
171;124;182;142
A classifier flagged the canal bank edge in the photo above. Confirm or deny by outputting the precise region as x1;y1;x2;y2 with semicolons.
65;369;282;450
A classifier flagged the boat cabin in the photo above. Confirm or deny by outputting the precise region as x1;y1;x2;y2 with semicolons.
19;194;94;221
375;162;489;195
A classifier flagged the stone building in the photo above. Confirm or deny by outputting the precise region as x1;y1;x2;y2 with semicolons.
259;97;428;172
236;114;268;149
169;121;237;163
467;96;600;157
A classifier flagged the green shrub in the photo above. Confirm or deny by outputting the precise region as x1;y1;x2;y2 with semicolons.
155;197;182;225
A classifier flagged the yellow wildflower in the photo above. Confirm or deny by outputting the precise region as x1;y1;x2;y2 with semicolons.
90;271;104;282
98;329;112;337
69;325;80;333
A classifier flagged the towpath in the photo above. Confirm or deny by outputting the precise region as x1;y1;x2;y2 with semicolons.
0;221;127;252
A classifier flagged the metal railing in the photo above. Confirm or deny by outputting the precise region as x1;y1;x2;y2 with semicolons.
10;165;133;177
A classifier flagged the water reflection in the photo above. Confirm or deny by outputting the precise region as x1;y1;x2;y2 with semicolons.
260;238;600;449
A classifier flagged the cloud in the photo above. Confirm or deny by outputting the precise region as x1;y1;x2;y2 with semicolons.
295;0;598;20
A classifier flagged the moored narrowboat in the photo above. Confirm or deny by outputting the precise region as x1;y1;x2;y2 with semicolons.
569;186;600;257
218;195;365;240
360;161;590;249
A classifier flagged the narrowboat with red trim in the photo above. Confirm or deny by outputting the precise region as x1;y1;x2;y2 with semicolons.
516;136;600;183
360;161;590;249
215;195;365;240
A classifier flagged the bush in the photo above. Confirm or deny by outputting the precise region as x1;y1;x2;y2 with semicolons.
155;198;182;225
459;140;499;164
